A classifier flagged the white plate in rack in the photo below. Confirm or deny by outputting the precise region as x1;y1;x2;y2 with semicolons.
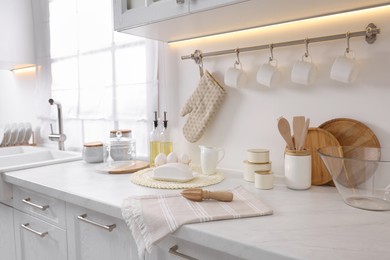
24;123;32;144
17;123;26;144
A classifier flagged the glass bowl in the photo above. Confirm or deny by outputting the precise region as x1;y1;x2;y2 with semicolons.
318;146;390;211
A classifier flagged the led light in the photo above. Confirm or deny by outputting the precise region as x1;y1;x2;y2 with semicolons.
169;4;390;46
12;65;37;75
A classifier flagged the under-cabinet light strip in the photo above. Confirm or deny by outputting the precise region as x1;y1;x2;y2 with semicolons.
181;23;380;62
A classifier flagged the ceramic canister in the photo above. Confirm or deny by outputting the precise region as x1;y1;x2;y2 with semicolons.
247;149;269;163
83;142;104;163
255;170;274;190
243;160;272;182
284;149;311;190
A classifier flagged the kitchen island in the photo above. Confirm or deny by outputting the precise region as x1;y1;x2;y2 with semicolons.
3;161;390;260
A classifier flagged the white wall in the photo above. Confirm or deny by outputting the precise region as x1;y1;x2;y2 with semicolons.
161;6;390;175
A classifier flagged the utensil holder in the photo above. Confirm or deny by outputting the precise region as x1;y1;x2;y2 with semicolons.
284;149;311;190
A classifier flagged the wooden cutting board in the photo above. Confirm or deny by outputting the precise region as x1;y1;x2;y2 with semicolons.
108;160;149;174
319;118;380;186
304;127;340;185
318;118;380;148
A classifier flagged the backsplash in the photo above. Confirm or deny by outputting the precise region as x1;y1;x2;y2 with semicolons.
161;6;390;175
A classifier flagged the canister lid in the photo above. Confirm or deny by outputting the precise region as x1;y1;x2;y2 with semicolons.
110;129;131;134
285;149;311;156
247;149;269;153
255;170;273;175
84;141;103;147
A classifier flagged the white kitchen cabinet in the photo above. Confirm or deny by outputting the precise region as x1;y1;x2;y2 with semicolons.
0;203;16;260
66;203;141;260
189;0;248;13
13;209;67;260
113;0;190;31
0;0;35;70
113;0;390;42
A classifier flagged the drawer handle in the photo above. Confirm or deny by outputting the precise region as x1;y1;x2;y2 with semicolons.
21;223;48;238
77;214;116;232
22;198;50;211
169;245;198;260
176;0;185;4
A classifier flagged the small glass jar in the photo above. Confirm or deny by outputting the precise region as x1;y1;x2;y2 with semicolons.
83;142;104;163
285;149;311;190
255;170;274;189
106;131;136;162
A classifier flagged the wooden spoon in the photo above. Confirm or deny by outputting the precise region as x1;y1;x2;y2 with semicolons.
278;117;294;150
293;116;305;150
181;188;233;202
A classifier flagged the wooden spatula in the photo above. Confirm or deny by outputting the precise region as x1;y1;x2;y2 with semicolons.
181;188;233;202
293;116;305;150
278;117;294;150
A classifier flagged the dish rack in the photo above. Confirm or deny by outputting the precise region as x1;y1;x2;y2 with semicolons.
0;131;36;147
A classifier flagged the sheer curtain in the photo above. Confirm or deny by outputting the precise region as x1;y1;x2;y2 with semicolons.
46;0;158;158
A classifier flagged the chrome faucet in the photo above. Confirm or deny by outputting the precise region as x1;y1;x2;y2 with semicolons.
48;98;66;150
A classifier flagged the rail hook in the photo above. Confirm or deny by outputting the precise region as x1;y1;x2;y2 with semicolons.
346;32;351;54
192;49;204;77
268;44;274;62
234;48;241;67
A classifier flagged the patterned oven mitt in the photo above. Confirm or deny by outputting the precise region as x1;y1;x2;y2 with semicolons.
180;70;226;143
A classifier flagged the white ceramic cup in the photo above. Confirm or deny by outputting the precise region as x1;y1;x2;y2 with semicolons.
224;66;245;88
330;54;359;83
291;59;317;85
199;145;225;175
256;61;281;87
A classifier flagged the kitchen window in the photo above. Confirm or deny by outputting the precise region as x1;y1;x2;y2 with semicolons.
45;0;158;158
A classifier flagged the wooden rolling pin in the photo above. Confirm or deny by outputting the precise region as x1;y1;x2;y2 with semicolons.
181;188;233;202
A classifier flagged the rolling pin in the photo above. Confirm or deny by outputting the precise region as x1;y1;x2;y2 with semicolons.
181;188;233;202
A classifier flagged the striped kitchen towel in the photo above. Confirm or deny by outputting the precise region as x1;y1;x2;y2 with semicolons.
121;186;273;258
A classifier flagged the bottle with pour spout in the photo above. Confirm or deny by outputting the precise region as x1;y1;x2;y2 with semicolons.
149;111;160;166
160;111;173;155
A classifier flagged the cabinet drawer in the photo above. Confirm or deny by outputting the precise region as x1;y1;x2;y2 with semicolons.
156;236;243;260
13;187;66;229
66;203;139;260
13;209;67;260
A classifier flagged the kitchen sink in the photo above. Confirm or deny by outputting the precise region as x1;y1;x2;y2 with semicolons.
0;146;81;204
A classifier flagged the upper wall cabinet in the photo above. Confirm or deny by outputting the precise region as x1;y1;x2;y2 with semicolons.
113;0;390;42
0;0;35;70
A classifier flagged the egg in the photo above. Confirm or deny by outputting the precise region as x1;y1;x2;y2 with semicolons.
154;153;167;166
166;152;178;163
179;153;191;165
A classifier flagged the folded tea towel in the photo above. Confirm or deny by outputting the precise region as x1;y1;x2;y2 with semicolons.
180;70;226;143
121;186;273;258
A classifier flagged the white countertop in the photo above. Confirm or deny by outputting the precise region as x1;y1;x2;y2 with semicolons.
3;161;390;260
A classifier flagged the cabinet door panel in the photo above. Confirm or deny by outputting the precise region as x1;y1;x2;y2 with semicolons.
13;210;67;260
0;203;16;260
114;0;189;30
189;0;248;13
66;204;139;260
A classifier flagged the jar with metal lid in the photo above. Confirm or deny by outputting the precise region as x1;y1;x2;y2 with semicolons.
106;131;136;162
83;141;104;163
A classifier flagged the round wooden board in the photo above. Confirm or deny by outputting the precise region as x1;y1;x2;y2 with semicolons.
319;118;381;186
318;118;380;148
304;127;340;185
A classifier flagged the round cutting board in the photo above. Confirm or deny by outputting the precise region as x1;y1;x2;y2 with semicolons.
304;127;340;185
319;118;381;186
318;118;380;148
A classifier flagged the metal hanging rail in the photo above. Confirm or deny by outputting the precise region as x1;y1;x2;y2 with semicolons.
181;23;380;62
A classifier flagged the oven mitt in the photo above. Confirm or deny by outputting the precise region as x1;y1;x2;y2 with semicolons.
180;70;226;143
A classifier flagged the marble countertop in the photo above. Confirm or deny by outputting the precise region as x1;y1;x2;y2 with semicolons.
3;161;390;259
